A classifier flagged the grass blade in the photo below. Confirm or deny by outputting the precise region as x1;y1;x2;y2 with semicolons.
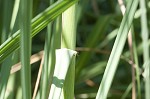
61;4;77;99
19;0;32;98
118;0;141;98
96;0;139;98
140;0;150;99
40;1;62;98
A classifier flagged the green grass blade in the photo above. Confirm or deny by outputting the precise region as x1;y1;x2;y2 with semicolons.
61;4;77;99
0;0;79;63
96;0;139;99
118;0;141;98
19;0;32;98
40;1;54;98
140;0;150;99
131;27;141;99
40;1;62;98
61;4;77;50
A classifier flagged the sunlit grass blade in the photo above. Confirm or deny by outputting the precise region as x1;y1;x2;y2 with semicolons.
96;0;139;99
140;0;150;99
61;5;77;50
118;0;141;98
61;4;77;99
48;49;77;99
19;0;32;98
0;0;79;64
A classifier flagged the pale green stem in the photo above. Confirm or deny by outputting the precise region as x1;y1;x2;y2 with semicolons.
61;3;77;99
140;0;150;99
20;0;32;98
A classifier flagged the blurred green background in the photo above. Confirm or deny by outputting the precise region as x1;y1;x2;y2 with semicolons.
0;0;150;99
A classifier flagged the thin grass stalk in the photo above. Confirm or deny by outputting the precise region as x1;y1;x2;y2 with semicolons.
127;14;136;99
19;0;32;98
96;0;139;99
40;0;62;98
40;14;52;99
131;28;141;99
0;0;79;64
118;0;141;98
11;51;43;74
32;55;44;99
47;14;62;96
140;0;150;99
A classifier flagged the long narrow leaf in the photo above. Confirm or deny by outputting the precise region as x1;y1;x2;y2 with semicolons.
19;0;32;98
61;3;77;99
140;0;150;99
96;0;139;98
40;0;62;98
